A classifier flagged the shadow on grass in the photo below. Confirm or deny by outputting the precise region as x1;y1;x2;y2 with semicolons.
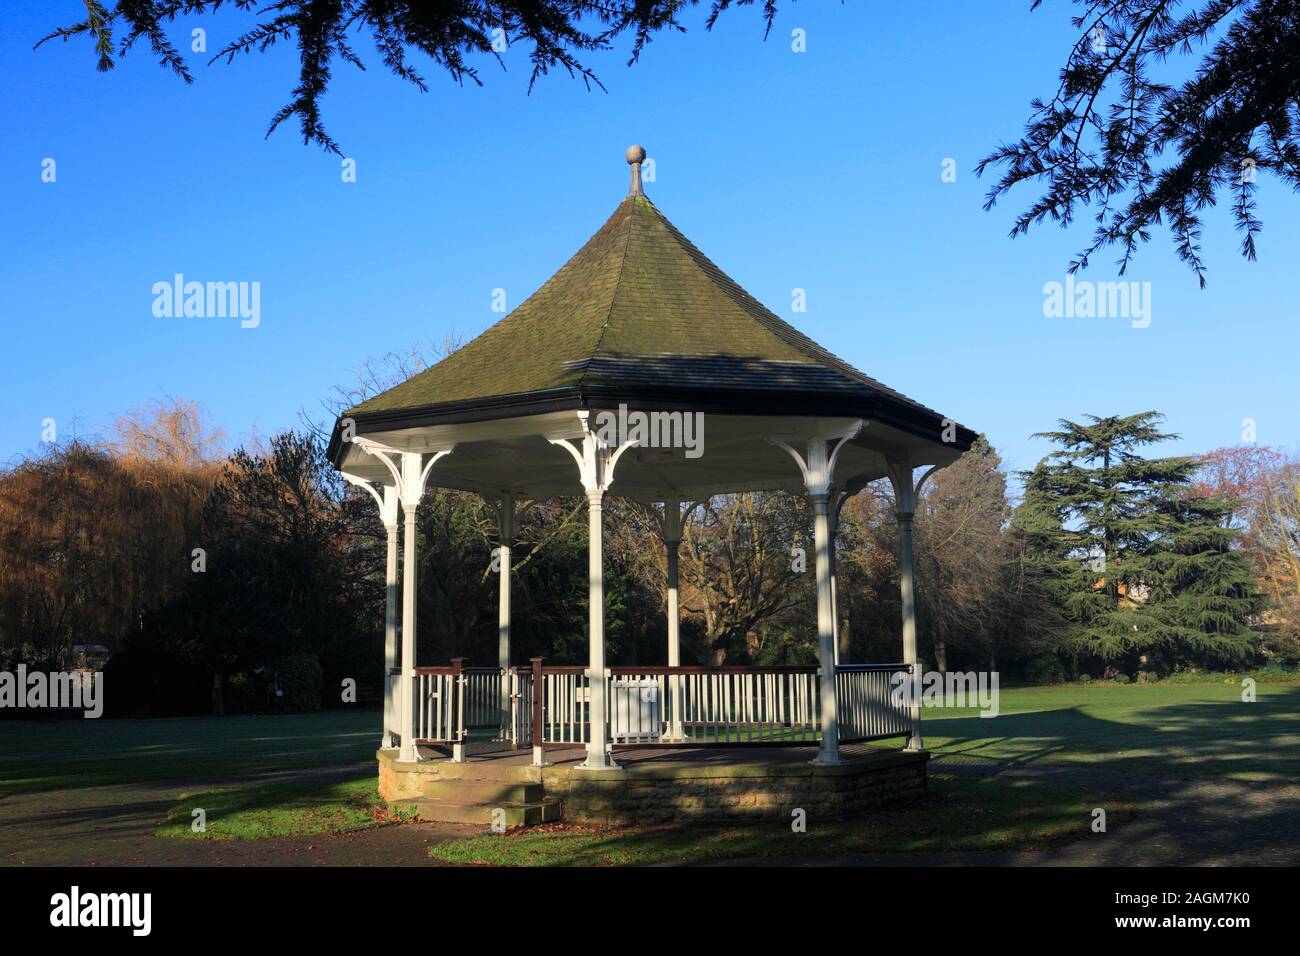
0;711;379;797
926;685;1300;783
154;772;383;841
426;772;1135;866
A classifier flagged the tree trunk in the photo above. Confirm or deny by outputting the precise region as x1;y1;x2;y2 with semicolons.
837;595;851;663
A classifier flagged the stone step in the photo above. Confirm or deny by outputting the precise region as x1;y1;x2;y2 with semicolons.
399;798;562;827
424;760;542;783
422;779;543;804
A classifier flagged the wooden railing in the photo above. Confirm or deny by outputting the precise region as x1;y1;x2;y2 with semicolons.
461;666;504;730
835;663;912;742
412;660;464;744
401;659;913;751
506;666;535;747
535;665;591;746
606;666;821;745
505;662;824;748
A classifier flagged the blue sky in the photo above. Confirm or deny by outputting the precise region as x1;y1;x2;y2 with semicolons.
2;1;1296;482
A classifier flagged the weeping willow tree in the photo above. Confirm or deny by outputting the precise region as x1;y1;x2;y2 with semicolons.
0;439;217;670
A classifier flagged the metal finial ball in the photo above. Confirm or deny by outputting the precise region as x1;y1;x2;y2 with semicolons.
626;145;646;165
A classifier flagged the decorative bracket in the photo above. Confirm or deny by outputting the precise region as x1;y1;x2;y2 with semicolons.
885;457;946;517
493;494;538;544
351;436;404;488
768;421;864;498
341;471;400;530
549;414;639;496
660;496;686;545
351;437;454;513
831;474;872;526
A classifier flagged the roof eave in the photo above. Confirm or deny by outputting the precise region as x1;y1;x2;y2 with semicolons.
327;385;976;470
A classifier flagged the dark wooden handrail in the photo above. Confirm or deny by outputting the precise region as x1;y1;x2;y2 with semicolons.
419;662;904;675
414;658;470;677
530;657;544;750
608;665;819;675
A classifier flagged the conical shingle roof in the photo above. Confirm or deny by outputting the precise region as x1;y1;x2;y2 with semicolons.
333;161;972;455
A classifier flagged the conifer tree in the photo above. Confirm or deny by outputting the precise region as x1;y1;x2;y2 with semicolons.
1147;491;1261;665
1024;411;1259;667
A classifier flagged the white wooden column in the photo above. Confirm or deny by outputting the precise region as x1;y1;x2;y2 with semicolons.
399;479;420;761
886;459;940;753
663;497;682;666
585;487;611;765
830;492;842;666
896;508;922;751
496;494;516;739
663;497;684;739
340;472;400;748
810;491;840;763
550;419;636;770
382;492;399;748
770;424;861;766
349;440;452;764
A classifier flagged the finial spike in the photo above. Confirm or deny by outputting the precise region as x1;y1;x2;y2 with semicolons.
626;145;646;196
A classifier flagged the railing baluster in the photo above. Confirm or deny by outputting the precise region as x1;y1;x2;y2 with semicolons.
709;673;716;743
798;672;806;741
495;663;911;752
794;673;801;739
792;672;800;741
829;664;912;743
426;673;432;741
694;673;701;742
743;674;752;742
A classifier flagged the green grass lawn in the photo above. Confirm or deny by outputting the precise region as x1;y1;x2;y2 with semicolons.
427;771;1134;865
5;684;1295;797
425;682;1300;865
923;682;1300;783
154;773;389;841
5;683;1297;864
0;710;379;797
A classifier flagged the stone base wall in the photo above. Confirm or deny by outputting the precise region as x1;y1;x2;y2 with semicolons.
544;752;928;825
377;749;434;801
376;747;928;824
